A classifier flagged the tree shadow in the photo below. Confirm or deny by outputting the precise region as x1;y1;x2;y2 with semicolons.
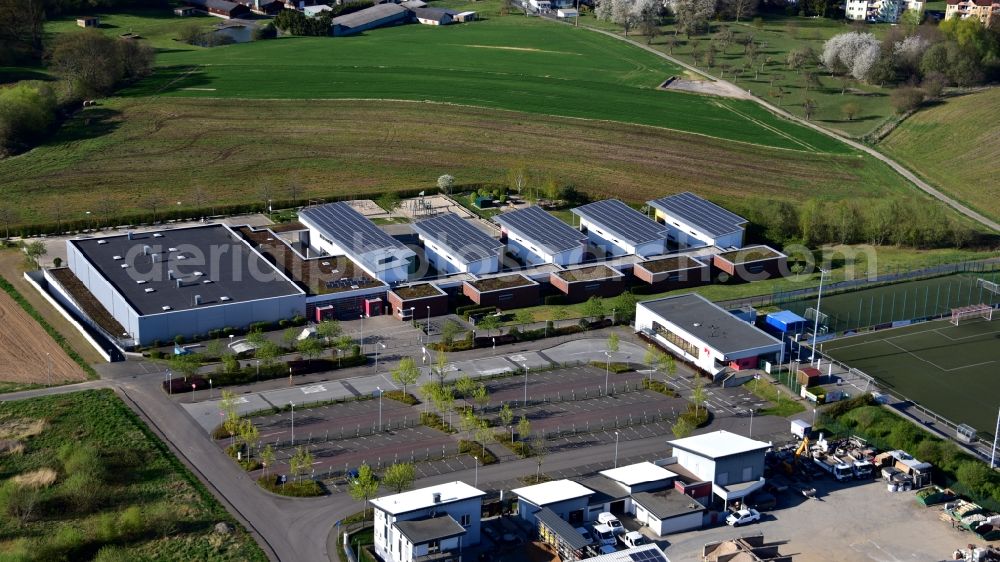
42;107;122;145
0;67;54;85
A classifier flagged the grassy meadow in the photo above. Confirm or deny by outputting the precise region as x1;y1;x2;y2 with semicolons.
0;389;265;561
880;88;1000;223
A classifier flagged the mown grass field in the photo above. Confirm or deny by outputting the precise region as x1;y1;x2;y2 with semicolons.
0;389;265;561
880;88;1000;223
0;98;911;226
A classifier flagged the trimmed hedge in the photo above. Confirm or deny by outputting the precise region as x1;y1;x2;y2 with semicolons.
420;412;455;434
641;378;679;398
162;355;367;393
0;273;98;380
257;475;325;497
383;390;418;405
589;361;632;373
459;305;497;319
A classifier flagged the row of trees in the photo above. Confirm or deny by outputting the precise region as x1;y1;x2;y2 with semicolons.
273;3;373;36
740;196;977;249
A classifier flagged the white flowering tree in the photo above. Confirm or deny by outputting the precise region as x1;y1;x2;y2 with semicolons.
595;0;662;35
821;31;881;82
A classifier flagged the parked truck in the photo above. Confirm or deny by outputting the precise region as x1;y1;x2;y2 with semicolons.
813;453;853;481
844;453;874;479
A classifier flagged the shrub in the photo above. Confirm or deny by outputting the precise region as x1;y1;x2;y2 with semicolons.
890;86;925;114
679;403;710;428
589;361;632;373
641;378;679;397
543;295;565;305
257;475;324;497
383;390;418;405
420;412;455;434
458;440;498;464
0;83;56;156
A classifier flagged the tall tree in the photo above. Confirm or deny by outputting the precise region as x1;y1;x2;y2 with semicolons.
382;462;416;493
391;357;420;396
348;463;380;518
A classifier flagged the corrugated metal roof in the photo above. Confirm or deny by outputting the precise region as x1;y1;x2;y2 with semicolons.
331;3;409;27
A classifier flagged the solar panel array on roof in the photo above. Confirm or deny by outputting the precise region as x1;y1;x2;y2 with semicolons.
493;206;586;255
647;192;747;238
299;202;408;256
628;548;667;562
412;213;504;264
571;199;669;246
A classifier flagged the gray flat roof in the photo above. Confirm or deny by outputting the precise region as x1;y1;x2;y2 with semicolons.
331;3;408;27
412;213;504;264
69;225;302;316
647;192;746;238
534;507;591;551
639;293;780;355
571;199;669;246
493;206;586;255
578;476;628;504
395;515;466;545
299;202;410;256
631;490;705;520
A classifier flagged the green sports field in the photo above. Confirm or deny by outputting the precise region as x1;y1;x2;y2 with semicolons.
111;15;845;153
781;273;1000;334
823;317;1000;435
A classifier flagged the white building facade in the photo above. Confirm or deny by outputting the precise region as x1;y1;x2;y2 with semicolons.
372;482;486;562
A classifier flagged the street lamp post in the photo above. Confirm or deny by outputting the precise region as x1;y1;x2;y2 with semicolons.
426;306;431;336
614;431;620;468
374;342;386;373
377;387;383;432
748;408;754;438
604;351;611;395
256;359;260;381
167;371;172;395
360;314;365;355
474;456;479;487
522;363;529;407
290;402;295;445
812;407;817;426
810;268;827;365
492;337;496;352
209;378;213;399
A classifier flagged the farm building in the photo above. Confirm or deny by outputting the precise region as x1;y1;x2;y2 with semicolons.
668;430;770;507
303;4;333;16
372;481;486;562
386;283;448;320
186;0;253;18
556;8;578;17
493;206;586;266
410;6;458;24
462;274;539;308
411;213;503;275
512;479;595;526
570;199;669;258
549;265;626;304
298;202;415;284
454;10;477;21
77;16;100;27
529;0;551;8
647;192;747;250
234;0;285;14
330;3;411;35
635;293;782;375
400;0;427;7
57;225;305;347
632;255;710;292
711;245;787;282
174;6;196;15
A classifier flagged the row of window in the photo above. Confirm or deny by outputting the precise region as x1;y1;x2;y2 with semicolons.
653;321;700;359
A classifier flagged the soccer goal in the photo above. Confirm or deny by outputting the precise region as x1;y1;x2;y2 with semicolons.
978;278;1000;296
950;303;994;325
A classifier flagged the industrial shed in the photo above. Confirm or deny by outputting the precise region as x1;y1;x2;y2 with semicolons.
185;0;252;19
330;3;411;35
631;489;705;537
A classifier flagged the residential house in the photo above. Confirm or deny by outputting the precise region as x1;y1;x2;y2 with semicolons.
945;0;999;22
304;4;334;16
512;479;595;525
845;0;906;21
493;206;587;267
570;199;670;258
371;481;486;562
668;430;771;507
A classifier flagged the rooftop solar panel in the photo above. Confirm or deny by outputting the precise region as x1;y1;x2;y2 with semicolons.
492;206;586;255
570;199;669;246
647;192;747;238
412;213;504;264
299;202;409;256
628;548;667;562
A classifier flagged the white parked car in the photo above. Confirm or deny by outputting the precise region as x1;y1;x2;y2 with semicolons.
591;524;617;546
619;531;648;548
597;512;624;534
726;508;761;527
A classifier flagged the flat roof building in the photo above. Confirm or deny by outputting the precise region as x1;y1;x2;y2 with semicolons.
494;206;587;267
571;199;670;258
411;213;503;275
512;479;595;525
635;293;781;375
668;430;771;506
372;482;486;562
299;202;415;284
62;225;304;346
647;192;747;250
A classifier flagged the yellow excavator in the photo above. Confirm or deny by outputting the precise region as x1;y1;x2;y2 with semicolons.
783;436;810;475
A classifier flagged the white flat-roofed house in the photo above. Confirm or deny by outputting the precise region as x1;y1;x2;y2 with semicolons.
372;481;486;562
512;479;595;526
493;206;587;267
299;202;416;284
635;293;782;376
411;213;503;275
571;199;670;258
668;430;771;507
646;192;747;250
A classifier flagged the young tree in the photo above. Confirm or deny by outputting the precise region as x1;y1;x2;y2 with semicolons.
459;408;479;441
639;17;662;45
440;320;462;346
472;383;490;412
477;314;500;338
239;418;260;460
349;463;380;518
391;357;420;396
531;435;547;481
437;174;455;194
168;352;202;381
260;444;275;478
382;462;416;494
607;332;620;354
671;417;694;438
841;102;861;121
514;310;535;330
517;415;531;440
611;291;638;324
455;374;476;399
498;403;514;431
691;378;707;417
377;192;401;216
297;337;324;364
282;327;300;349
21;240;45;269
433;351;449;386
255;341;281;369
316;320;342;348
475;421;495;458
289;447;314;482
803;97;818;120
506;165;528;195
582;296;606;323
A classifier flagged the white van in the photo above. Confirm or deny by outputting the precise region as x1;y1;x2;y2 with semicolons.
591;524;617;546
